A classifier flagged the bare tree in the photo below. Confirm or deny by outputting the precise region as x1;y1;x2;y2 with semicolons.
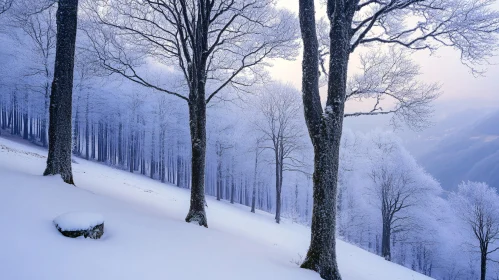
451;181;499;280
10;3;56;147
369;162;421;261
298;0;499;278
362;132;439;261
43;0;79;184
370;165;415;261
254;83;304;224
84;0;298;227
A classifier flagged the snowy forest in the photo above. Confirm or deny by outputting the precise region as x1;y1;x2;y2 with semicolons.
0;0;499;280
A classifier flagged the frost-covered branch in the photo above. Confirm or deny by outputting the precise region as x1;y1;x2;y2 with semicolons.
350;0;499;70
0;0;13;14
344;47;440;130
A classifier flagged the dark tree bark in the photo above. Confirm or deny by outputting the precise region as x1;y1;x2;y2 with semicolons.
160;129;166;183
481;248;487;280
91;123;95;159
298;0;355;278
43;0;79;185
105;123;109;162
184;92;208;227
381;220;391;261
23;112;28;140
216;141;223;201
176;152;182;187
118;121;123;165
216;159;222;201
275;152;283;223
41;82;50;147
73;104;79;155
1;103;6;130
85;100;89;160
150;127;155;179
251;141;260;213
230;173;235;204
0;103;3;135
129;132;134;172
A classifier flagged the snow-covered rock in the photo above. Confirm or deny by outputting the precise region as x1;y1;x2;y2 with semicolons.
53;212;104;239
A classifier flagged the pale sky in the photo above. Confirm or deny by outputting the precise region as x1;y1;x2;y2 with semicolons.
269;0;499;124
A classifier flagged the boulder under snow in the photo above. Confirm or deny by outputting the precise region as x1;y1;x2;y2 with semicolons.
53;212;104;239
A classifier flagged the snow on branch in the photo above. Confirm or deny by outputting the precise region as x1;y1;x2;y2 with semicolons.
351;0;499;71
344;46;440;130
82;0;299;103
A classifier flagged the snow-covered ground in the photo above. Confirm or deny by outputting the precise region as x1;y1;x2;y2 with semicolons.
0;136;433;280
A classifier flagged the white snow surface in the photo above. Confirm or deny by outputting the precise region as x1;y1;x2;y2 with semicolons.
54;212;104;231
0;137;434;280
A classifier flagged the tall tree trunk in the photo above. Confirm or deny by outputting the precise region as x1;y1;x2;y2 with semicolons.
0;103;3;132
1;103;5;130
43;0;79;185
274;149;283;224
216;157;222;201
37;118;41;139
176;142;182;186
160;130;166;183
305;180;310;223
73;106;79;155
275;161;282;224
150;127;155;178
0;103;2;136
23;112;28;140
184;94;208;227
381;219;391;261
134;130;139;170
141;129;145;175
97;122;101;162
91;123;95;159
129;132;134;172
10;95;15;135
275;185;282;223
41;81;50;148
1;102;4;134
481;248;487;280
230;173;235;204
105;123;109;162
30;117;34;139
294;183;299;220
7;102;12;129
216;142;222;201
251;143;259;213
298;0;352;279
118;122;123;165
85;103;89;160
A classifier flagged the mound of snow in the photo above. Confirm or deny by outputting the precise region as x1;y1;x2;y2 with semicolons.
53;212;105;239
54;212;104;231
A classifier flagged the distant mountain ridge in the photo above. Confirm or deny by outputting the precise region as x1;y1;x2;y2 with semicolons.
418;110;499;190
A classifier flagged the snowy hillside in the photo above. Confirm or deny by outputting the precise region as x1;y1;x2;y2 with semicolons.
0;137;433;280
